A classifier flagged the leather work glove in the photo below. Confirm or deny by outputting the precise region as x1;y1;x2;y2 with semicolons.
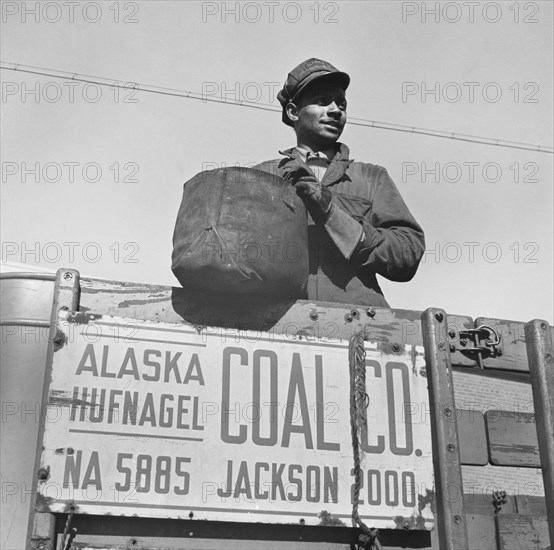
282;160;364;260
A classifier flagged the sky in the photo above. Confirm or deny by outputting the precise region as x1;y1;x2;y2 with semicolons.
1;0;553;323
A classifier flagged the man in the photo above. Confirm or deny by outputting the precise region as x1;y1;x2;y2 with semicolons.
254;58;425;307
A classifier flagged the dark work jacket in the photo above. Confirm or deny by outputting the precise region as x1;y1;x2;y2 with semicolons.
253;143;425;307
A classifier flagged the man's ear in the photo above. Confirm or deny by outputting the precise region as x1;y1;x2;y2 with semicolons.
285;101;299;125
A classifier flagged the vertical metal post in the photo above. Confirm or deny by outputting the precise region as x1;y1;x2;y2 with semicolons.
421;308;468;550
26;269;80;550
525;319;554;547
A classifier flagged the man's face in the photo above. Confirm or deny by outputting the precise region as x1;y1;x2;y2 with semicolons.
289;78;347;149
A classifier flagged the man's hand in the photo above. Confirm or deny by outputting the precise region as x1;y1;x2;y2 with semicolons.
281;160;333;223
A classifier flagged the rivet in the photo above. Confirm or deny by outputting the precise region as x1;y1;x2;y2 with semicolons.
450;344;456;353
299;518;305;525
444;408;452;417
392;343;401;352
459;338;468;346
351;309;360;319
448;329;456;338
447;443;456;452
37;468;49;480
344;313;353;323
454;515;462;524
188;511;194;519
435;312;444;323
546;353;553;361
309;312;318;321
63;272;73;280
366;307;376;317
403;521;410;530
438;342;446;351
540;322;548;330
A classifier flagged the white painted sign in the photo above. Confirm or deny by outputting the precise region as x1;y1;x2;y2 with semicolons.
39;312;434;529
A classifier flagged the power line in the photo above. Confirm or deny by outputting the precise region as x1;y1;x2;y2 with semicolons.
2;61;552;154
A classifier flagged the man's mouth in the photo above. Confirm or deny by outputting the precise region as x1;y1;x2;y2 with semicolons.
321;120;342;129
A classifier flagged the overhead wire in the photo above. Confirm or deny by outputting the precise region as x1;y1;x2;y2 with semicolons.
1;61;552;154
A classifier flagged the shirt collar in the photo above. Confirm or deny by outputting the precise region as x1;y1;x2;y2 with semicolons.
294;146;330;163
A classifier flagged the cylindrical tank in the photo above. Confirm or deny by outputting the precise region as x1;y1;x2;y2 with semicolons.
0;273;55;550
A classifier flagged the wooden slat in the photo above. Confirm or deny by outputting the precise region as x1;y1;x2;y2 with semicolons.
515;495;547;516
497;514;550;549
79;276;473;365
464;494;517;516
485;411;540;467
457;409;488;466
466;515;496;550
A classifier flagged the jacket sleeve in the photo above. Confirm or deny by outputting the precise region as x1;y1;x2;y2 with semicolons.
350;167;425;282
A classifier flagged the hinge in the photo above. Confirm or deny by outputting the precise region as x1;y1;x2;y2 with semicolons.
456;324;502;369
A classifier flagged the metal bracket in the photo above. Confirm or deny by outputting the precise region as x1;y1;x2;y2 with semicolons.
457;324;502;369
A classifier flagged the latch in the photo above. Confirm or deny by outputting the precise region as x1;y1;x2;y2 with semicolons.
457;324;502;369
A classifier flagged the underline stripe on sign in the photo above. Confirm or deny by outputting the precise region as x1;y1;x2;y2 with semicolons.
91;321;199;336
90;334;207;347
69;500;394;520
68;428;204;442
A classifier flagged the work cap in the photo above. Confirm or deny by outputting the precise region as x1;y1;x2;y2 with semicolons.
277;58;350;126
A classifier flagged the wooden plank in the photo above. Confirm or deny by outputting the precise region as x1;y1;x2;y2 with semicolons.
485;411;540;467
515;495;547;516
497;514;550;550
464;494;517;516
466;514;496;550
79;276;473;367
457;409;488;466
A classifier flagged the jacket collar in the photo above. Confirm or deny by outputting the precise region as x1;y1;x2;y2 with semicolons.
278;143;353;185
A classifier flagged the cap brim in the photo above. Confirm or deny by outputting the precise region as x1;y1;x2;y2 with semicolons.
291;71;350;102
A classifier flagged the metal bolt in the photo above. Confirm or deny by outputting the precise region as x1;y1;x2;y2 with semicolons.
444;408;452;417
448;329;456;338
447;443;456;452
540;322;548;330
63;272;73;280
351;309;360;319
309;312;318;321
37;468;49;480
435;311;444;323
392;343;401;353
366;307;376;318
453;515;462;524
299;518;305;525
459;338;468;346
344;313;353;323
438;342;446;351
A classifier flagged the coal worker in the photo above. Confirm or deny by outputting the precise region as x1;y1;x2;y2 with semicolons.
254;58;425;307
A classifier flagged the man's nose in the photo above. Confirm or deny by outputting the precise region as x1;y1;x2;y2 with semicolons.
327;101;342;117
